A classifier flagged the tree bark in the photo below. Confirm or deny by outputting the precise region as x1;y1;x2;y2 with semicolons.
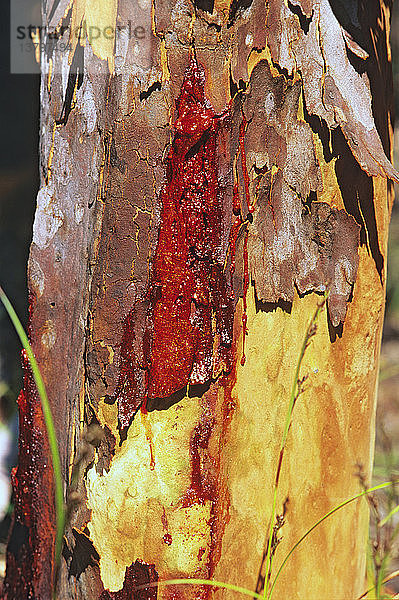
2;1;397;599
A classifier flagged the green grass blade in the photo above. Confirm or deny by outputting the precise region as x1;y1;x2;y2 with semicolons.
357;569;399;600
378;502;399;528
0;287;65;575
268;480;398;599
142;578;264;598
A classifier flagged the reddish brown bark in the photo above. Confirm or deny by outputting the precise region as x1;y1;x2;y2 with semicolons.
2;350;55;600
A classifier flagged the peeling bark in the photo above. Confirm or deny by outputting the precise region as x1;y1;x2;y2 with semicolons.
3;1;397;599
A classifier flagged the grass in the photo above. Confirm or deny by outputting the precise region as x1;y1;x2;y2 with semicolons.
156;294;399;600
263;295;326;598
0;286;65;592
364;433;399;598
139;478;399;599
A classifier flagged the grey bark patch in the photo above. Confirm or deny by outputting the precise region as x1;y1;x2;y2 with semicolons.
234;59;360;326
249;183;360;326
266;0;399;183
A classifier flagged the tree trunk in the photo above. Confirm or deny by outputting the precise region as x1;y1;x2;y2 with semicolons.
3;1;397;599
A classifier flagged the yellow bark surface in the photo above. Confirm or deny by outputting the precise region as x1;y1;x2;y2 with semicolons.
87;173;390;598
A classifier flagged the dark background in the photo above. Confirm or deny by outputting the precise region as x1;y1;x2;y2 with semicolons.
0;1;38;410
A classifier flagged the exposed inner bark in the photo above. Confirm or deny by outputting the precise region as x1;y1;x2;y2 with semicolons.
147;59;234;401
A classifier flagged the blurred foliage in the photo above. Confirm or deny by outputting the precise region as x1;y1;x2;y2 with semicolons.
386;4;399;327
368;10;399;596
387;209;399;323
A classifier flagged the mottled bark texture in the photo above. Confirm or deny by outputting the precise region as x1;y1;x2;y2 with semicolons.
3;1;397;599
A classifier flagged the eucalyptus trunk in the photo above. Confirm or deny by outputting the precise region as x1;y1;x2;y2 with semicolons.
2;1;397;599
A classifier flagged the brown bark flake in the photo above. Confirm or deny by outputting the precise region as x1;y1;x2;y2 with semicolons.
234;59;360;325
